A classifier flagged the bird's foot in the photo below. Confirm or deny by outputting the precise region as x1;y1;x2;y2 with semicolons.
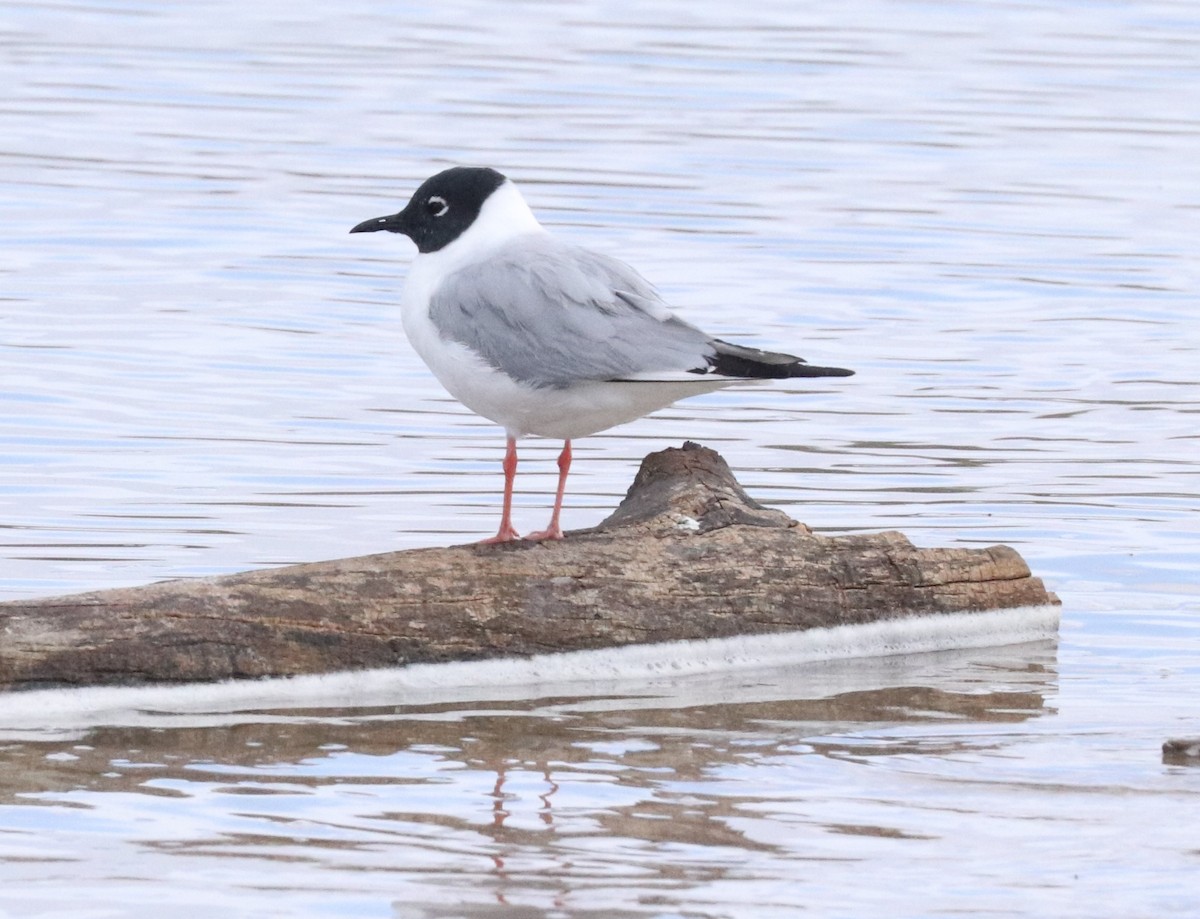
478;523;522;545
525;524;565;542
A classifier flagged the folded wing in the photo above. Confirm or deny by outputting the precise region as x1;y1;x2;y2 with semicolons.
428;235;852;388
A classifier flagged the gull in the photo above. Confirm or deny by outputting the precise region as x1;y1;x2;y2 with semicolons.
351;166;852;543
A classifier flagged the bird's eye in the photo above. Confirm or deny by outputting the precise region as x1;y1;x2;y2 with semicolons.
425;195;449;217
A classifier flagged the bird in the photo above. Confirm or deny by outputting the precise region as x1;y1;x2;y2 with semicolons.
350;166;853;544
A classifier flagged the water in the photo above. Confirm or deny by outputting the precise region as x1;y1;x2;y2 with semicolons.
2;0;1199;915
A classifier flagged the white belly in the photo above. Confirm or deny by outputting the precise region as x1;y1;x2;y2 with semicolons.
406;313;727;438
400;283;725;439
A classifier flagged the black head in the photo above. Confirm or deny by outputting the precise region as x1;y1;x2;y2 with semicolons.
349;166;507;254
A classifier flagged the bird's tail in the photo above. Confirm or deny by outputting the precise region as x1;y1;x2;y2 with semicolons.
708;338;854;379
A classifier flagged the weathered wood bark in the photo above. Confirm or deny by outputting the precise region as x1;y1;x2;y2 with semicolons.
0;442;1058;691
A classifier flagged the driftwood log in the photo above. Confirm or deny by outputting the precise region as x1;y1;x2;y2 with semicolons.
0;442;1058;691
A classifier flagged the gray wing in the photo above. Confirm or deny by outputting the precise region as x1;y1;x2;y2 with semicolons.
428;234;715;388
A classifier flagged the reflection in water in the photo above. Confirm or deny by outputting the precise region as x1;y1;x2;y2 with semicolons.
0;642;1058;914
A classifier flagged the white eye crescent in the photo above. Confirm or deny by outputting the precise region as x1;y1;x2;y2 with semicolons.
426;195;449;217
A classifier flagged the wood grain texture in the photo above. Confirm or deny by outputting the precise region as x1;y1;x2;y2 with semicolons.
0;442;1059;690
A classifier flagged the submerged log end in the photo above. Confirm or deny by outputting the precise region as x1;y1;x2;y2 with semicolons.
1163;738;1200;763
0;442;1059;690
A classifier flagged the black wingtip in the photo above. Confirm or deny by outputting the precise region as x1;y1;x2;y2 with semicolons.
787;364;855;378
707;340;854;379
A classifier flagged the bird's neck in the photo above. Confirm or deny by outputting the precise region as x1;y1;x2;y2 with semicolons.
404;182;546;314
432;181;545;269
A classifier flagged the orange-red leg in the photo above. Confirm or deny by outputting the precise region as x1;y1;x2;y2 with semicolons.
527;440;572;542
479;436;521;544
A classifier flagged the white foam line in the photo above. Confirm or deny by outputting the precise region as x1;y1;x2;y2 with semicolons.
0;605;1059;733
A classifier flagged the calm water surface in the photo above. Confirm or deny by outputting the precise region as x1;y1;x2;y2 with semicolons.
1;0;1199;916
